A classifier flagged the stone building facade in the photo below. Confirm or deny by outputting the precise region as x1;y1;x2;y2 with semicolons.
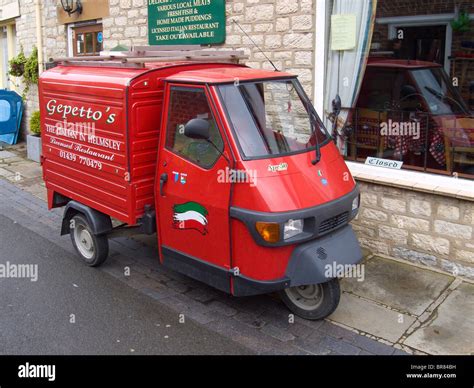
3;0;315;117
101;0;315;96
0;0;472;279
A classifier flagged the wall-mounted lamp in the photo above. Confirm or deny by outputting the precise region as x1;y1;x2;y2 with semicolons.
60;0;83;16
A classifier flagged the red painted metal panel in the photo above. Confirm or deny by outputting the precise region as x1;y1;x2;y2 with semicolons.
40;62;245;225
40;66;133;223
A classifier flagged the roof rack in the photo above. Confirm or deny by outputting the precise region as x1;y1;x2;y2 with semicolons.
50;46;248;68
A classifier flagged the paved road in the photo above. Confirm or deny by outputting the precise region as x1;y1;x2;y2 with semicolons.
0;178;403;355
0;214;252;355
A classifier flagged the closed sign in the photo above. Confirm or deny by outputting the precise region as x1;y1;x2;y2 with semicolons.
365;157;403;170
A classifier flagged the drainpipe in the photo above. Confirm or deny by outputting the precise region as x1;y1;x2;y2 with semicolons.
35;0;44;74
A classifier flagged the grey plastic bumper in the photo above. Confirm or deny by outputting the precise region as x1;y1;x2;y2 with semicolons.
285;224;363;287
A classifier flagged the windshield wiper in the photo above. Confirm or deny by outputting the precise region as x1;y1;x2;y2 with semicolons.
424;86;444;101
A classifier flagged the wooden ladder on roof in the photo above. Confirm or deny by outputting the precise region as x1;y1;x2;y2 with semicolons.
49;45;248;69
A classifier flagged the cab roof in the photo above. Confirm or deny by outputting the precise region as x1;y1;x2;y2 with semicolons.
367;57;442;69
40;62;294;88
165;66;294;84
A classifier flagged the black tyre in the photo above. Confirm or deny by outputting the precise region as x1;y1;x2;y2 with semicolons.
70;214;109;267
279;278;341;320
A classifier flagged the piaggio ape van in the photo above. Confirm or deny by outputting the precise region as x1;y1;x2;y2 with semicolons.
39;48;362;320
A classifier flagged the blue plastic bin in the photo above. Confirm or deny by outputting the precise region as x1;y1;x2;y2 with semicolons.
0;90;23;145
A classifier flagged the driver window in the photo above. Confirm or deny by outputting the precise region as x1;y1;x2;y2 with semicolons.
165;87;224;168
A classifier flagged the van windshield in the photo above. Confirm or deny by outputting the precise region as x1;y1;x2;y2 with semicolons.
410;67;470;116
217;79;330;159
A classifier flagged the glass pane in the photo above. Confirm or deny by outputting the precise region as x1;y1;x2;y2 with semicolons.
76;33;84;55
346;62;474;177
85;33;93;54
439;116;474;176
219;79;329;158
166;88;223;168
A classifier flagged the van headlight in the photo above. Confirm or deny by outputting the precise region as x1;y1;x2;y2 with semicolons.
352;196;360;211
284;219;304;240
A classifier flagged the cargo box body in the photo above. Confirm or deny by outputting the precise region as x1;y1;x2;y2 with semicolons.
39;62;240;225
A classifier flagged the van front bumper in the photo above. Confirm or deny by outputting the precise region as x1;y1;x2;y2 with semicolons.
230;185;360;247
233;224;363;296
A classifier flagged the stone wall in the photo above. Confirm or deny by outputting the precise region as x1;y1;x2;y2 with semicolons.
102;0;315;97
353;181;474;279
10;0;314;134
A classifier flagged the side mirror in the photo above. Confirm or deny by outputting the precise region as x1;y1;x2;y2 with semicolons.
184;118;210;140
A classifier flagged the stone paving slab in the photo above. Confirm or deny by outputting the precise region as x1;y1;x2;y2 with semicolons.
328;292;416;343
0;167;14;178
404;282;474;355
0;150;17;159
342;256;454;316
4;162;43;180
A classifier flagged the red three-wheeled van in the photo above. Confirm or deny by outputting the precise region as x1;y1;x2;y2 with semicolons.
39;48;362;320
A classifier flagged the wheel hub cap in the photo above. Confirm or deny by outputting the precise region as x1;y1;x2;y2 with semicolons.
75;225;94;260
285;284;324;311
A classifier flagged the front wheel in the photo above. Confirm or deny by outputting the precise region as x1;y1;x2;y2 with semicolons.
279;278;341;320
70;214;109;267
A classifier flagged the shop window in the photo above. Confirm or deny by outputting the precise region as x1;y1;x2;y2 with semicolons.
323;0;474;180
73;24;103;56
165;87;224;169
345;65;474;179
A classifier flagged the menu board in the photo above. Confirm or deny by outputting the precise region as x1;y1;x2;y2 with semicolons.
148;0;226;45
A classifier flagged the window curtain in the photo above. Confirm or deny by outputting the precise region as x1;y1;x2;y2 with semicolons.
324;0;378;155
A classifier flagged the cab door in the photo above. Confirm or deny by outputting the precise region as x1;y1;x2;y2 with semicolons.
156;83;232;292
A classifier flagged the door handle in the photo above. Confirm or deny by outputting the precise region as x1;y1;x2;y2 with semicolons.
159;173;168;196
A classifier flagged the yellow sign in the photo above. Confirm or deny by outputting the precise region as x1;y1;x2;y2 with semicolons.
331;14;357;51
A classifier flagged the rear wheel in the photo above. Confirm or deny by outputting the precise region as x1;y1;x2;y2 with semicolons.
279;278;340;320
70;214;109;267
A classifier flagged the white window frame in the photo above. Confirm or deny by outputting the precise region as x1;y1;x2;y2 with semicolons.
67;23;74;57
314;9;474;186
376;13;474;74
313;0;327;118
67;19;102;57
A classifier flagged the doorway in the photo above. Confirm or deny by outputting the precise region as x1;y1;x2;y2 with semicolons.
0;26;8;89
